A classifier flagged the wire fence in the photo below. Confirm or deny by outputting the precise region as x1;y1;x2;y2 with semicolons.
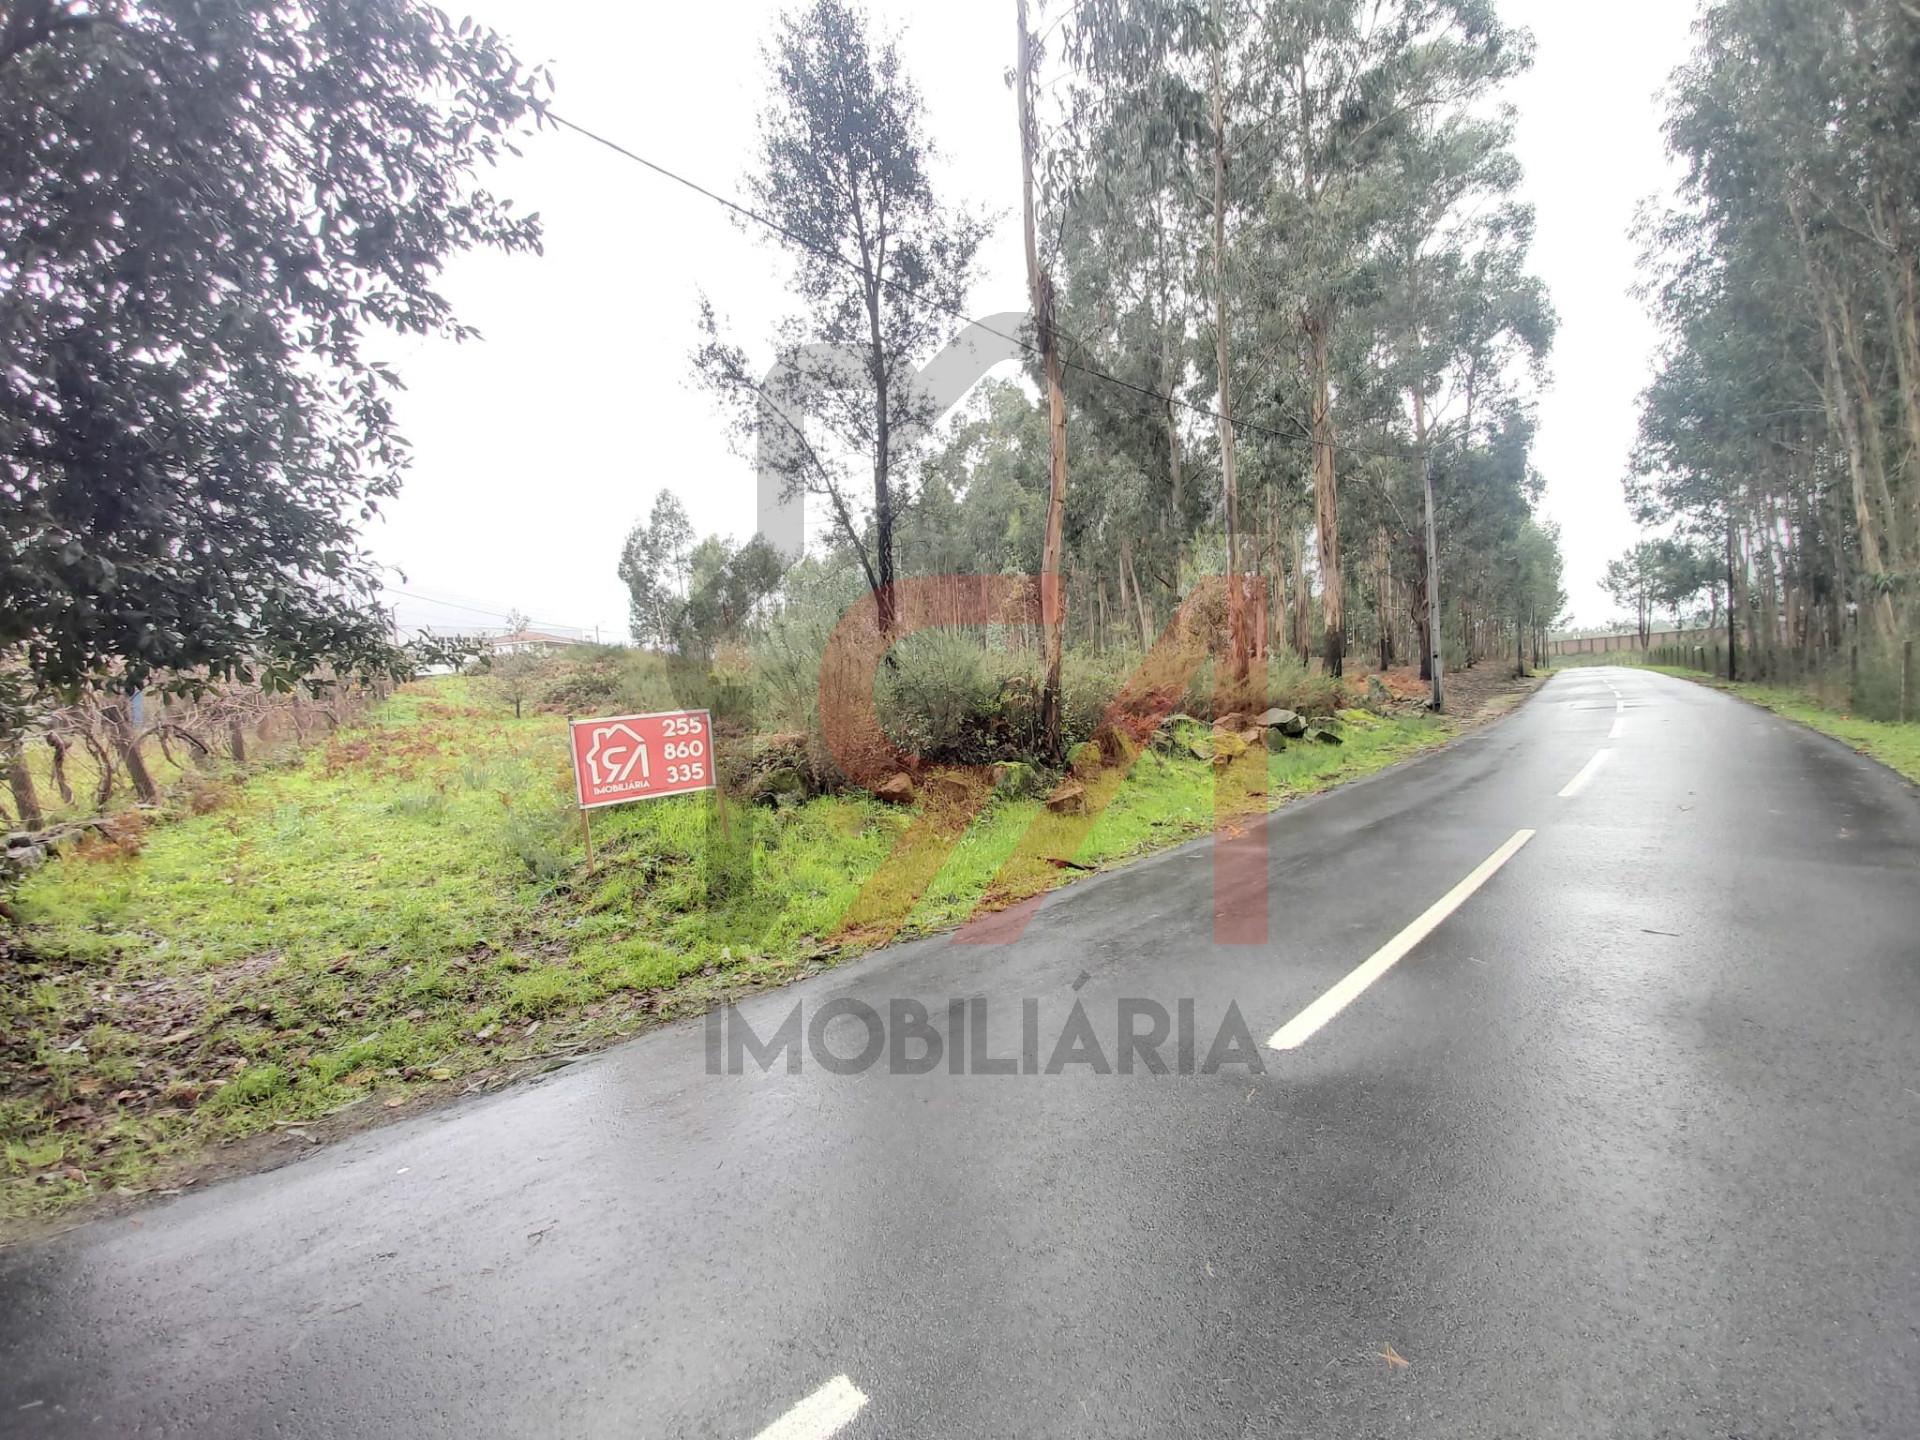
1641;632;1918;723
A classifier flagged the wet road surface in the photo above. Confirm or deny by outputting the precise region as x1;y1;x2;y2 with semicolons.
4;668;1919;1438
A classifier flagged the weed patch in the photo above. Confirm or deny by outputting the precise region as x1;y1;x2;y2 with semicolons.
2;675;1458;1230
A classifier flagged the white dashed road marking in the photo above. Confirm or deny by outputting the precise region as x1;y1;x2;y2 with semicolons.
1268;830;1537;1051
751;1376;869;1440
1558;750;1611;798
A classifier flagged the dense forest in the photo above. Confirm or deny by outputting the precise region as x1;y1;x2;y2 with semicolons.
1625;0;1920;717
632;0;1568;751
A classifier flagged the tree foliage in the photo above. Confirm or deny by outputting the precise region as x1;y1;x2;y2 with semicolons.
693;0;987;637
619;492;696;650
620;489;784;659
681;0;1564;706
0;0;549;736
1631;0;1920;698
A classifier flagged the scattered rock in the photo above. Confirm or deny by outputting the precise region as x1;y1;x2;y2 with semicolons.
924;772;977;807
873;773;916;805
1253;708;1309;736
1044;780;1089;815
1210;731;1250;765
1149;713;1215;761
746;766;809;807
989;760;1044;798
1263;728;1290;753
1150;713;1204;749
1068;740;1103;779
7;843;47;872
1305;725;1344;745
1213;712;1251;734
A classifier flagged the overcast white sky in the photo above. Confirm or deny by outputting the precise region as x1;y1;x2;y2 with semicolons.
374;0;1699;641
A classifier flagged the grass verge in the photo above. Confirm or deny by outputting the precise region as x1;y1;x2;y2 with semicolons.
2;679;1454;1231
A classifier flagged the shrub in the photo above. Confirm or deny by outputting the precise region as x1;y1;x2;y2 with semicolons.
502;797;575;883
875;630;1000;759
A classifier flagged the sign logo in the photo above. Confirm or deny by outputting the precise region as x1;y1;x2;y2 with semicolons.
569;709;714;810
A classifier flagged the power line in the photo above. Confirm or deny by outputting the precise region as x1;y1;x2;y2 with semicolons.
546;110;1413;467
382;586;598;637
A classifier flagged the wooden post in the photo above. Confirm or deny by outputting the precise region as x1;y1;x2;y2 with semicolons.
581;806;595;870
1903;638;1914;725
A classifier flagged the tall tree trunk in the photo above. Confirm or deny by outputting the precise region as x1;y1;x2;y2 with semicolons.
1208;12;1249;684
1308;314;1344;676
1122;543;1150;648
106;700;160;806
1794;198;1898;634
1838;292;1904;570
1290;527;1312;661
855;224;897;639
6;742;43;830
1375;527;1392;671
1895;249;1920;577
1270;504;1288;656
1155;193;1185;537
1017;0;1070;758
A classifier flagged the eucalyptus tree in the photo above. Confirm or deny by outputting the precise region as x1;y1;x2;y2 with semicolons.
1628;0;1920;698
1014;0;1075;753
1240;0;1530;676
1355;64;1548;695
0;0;548;740
1512;518;1567;672
619;492;698;649
1602;543;1660;648
1050;74;1208;647
1645;0;1920;655
693;0;986;641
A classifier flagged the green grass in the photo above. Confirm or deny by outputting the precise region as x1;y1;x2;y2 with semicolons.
1623;665;1920;785
1;681;1449;1226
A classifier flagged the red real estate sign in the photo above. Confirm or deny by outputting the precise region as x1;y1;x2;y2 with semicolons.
568;710;715;810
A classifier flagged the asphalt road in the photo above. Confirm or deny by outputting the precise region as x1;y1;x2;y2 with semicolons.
5;667;1920;1438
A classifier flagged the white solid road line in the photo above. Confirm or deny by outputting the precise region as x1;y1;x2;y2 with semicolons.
1609;716;1626;740
750;1376;869;1440
1558;750;1611;798
1267;829;1537;1052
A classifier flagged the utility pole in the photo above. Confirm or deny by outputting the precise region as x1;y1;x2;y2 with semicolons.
1423;444;1443;711
1016;0;1070;758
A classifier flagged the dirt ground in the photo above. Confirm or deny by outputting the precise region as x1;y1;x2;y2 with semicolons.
1345;659;1548;725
